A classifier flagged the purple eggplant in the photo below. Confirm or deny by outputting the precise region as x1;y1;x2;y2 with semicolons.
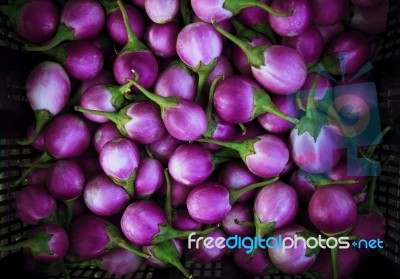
176;22;223;102
16;185;57;225
69;214;148;259
26;0;105;51
145;21;180;58
311;0;349;26
157;178;193;208
351;212;386;242
172;207;202;231
282;26;324;64
120;200;217;246
113;0;158;92
268;225;319;274
83;174;130;217
213;23;307;95
315;22;345;46
146;132;183;163
269;0;312;37
135;158;164;197
154;61;196;100
19;61;71;145
105;2;145;45
0;0;59;44
222;202;255;236
213;75;298;124
44;114;91;159
28;168;49;186
254;181;299;238
234;247;271;276
128;74;208;141
93;122;124;154
322;30;370;75
75;152;102;180
99;138;140;196
45;159;85;226
258;94;299;134
218;161;260;202
348;1;389;35
198;134;290;179
309;185;357;235
145;0;179;24
205;55;234;92
43;40;103;81
143;239;191;278
0;224;69;263
27;123;46;152
191;0;293;23
187;228;226;264
76;101;166;144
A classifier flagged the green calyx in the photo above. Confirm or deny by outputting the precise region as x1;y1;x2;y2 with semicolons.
13;151;53;187
0;0;26;27
230;17;259;42
297;230;320;258
109;169;137;197
223;0;295;17
17;109;53;146
0;231;52;256
150;240;192;279
320;52;341;76
192;58;219;104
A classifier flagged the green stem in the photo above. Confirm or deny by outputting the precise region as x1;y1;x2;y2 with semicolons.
229;176;279;204
253;23;278;44
230;17;258;41
61;260;72;279
306;73;320;119
179;0;191;26
211;155;233;165
212;147;240;159
196;138;242;151
17;110;53;145
153;224;218;244
116;239;149;258
224;0;295;17
25;23;75;51
64;199;75;229
74;106;120;123
193;58;219;104
296;90;306;111
13;151;53;186
331;246;339;279
234;219;254;227
366;176;377;208
164;169;173;225
310;179;359;189
0;238;32;251
98;0;118;12
116;0;147;51
205;75;223;121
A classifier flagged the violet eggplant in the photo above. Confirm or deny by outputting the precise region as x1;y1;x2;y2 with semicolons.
93;122;124;154
69;214;148;259
128;73;208;141
254;181;299;238
27;168;49;186
187;178;278;224
213;75;298;124
120;200;217;246
0;224;69;263
348;1;389;35
19;61;71;145
131;0;145;9
75;152;102;180
213;22;307;95
172;207;202;231
104;1;145;45
0;0;59;44
187;228;226;264
144;21;180;58
69;248;144;275
154;61;196;100
27;122;46;152
268;0;312;37
143;239;191;278
145;0;179;24
222;202;255;236
45;159;85;226
205;55;234;92
191;0;293;23
146;131;183;163
16;185;57;225
26;0;105;51
234;247;271;277
113;0;158;92
198;134;290;179
83;174;130;217
268;225;319;274
99;138;140;196
311;0;349;26
218;161;260;202
258;94;299;134
176;22;223;102
289;75;343;174
315;22;345;46
321;30;370;75
282;26;324;64
76;101;166;144
43;40;103;81
134;158;164;197
351;212;386;241
308;185;357;235
157;177;192;208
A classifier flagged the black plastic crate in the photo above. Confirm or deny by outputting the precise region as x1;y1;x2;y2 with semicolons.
0;0;400;278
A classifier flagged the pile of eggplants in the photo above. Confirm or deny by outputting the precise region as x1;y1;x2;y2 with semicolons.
0;0;391;278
